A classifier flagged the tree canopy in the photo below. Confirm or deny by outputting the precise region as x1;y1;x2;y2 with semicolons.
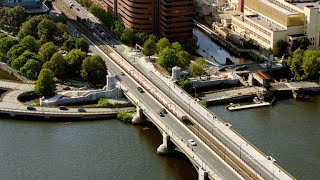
75;38;89;52
42;52;67;79
21;35;40;53
142;39;157;57
0;6;27;32
35;68;56;98
20;59;41;80
156;37;171;53
81;55;107;83
190;57;209;78
38;42;58;63
157;47;177;69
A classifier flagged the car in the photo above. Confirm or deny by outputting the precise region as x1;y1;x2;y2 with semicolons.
27;106;36;111
188;139;196;146
59;106;68;110
137;87;144;93
76;7;80;11
120;71;125;76
160;108;167;114
158;111;164;117
234;65;249;71
78;108;86;112
218;66;226;71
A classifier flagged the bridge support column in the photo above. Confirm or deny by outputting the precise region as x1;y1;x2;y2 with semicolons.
157;132;173;155
131;106;145;124
198;168;208;180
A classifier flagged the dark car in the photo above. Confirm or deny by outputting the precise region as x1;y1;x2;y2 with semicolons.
158;111;165;117
27;105;36;111
137;87;144;93
160;108;167;114
78;108;86;112
120;72;125;76
59;106;68;110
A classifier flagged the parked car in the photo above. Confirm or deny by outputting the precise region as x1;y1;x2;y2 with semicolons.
120;71;125;76
78;108;86;112
59;106;68;110
27;105;36;111
188;139;197;146
160;108;167;114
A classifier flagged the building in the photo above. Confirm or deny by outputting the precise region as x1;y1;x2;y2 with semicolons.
0;0;49;13
90;0;194;39
231;0;320;50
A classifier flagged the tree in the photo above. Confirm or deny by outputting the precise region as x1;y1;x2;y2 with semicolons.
0;33;6;39
0;6;27;32
75;38;89;52
190;57;209;79
176;50;191;69
54;22;68;45
157;47;177;69
302;49;320;79
0;37;19;55
20;35;40;53
148;34;158;42
178;78;193;93
6;44;27;64
134;32;147;46
286;49;305;80
142;39;157;57
112;20;124;38
291;37;310;52
178;39;199;55
65;49;87;76
18;15;48;39
37;18;57;42
81;55;107;83
64;37;76;51
172;42;183;52
276;40;288;57
20;59;41;80
120;28;135;45
156;37;171;53
38;42;58;63
43;52;67;78
11;50;39;70
35;68;56;98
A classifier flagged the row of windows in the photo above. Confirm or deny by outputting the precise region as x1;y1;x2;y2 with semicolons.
233;21;270;44
244;19;271;36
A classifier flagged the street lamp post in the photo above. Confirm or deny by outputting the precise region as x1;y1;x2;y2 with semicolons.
193;87;197;98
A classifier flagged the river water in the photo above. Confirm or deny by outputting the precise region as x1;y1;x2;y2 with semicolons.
208;96;320;179
0;119;197;179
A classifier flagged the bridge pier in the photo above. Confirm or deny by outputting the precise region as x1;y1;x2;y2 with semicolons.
131;106;145;124
157;132;173;155
198;168;208;180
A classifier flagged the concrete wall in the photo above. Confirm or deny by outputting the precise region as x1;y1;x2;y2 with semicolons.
40;88;121;106
191;78;239;88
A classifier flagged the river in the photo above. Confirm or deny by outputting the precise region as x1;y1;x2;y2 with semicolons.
208;96;320;179
0;119;197;179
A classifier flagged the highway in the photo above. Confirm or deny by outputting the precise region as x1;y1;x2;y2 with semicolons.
54;1;294;179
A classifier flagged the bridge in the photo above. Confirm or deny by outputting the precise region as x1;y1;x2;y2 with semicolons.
56;1;296;179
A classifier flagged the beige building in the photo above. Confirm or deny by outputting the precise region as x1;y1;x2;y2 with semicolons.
231;0;320;50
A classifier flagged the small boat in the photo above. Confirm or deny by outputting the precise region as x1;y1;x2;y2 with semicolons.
226;103;240;109
253;97;262;104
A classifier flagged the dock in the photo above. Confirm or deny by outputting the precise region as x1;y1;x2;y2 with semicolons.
227;101;271;111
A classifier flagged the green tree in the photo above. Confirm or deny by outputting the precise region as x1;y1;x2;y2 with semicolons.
178;78;193;93
286;48;305;80
0;37;19;55
20;59;41;80
302;49;320;79
148;34;158;42
0;33;6;39
291;37;310;52
54;22;68;45
35;68;56;98
176;50;191;69
178;39;199;55
20;35;40;53
18;15;48;39
0;6;27;32
64;37;76;51
81;55;107;83
276;40;288;57
11;50;39;70
43;52;67;79
6;44;28;64
65;49;87;76
157;47;177;69
142;39;157;58
75;38;89;52
134;32;147;46
190;57;209;79
172;42;183;52
120;28;135;45
112;20;124;38
37;18;57;42
156;37;171;53
38;42;58;63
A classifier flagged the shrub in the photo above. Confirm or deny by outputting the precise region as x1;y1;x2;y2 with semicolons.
117;112;133;123
98;98;113;108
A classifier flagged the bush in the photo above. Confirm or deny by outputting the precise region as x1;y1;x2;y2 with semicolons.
199;100;207;107
98;98;113;108
117;112;133;123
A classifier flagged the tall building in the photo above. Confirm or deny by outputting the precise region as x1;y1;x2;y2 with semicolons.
0;0;49;13
90;0;194;39
232;0;320;50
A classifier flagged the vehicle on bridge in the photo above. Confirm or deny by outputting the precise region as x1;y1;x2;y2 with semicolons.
188;139;196;146
59;106;69;110
137;87;144;93
27;106;36;111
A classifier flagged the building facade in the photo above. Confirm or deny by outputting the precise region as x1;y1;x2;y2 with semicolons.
90;0;194;39
232;0;320;50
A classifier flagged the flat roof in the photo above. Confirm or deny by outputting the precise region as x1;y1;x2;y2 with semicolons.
292;2;320;10
260;0;297;15
235;14;286;31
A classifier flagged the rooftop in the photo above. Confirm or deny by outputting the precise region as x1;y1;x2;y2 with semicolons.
260;0;297;15
292;2;320;10
234;14;286;31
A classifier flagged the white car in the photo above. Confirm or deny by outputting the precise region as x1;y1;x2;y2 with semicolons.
188;139;196;146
